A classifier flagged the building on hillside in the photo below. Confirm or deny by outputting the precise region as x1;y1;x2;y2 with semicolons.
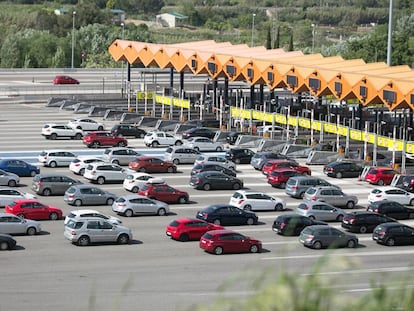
54;8;69;15
156;12;188;28
110;9;126;25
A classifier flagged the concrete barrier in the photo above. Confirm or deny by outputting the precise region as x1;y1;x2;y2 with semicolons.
257;139;286;152
306;150;345;165
103;109;125;120
235;134;262;147
281;144;314;158
174;124;194;134
88;106;109;117
137;116;159;127
212;130;228;142
59;100;78;110
155;120;180;131
120;113;142;124
73;102;93;114
47;97;69;107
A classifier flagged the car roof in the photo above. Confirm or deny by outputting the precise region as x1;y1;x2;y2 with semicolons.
70;209;101;215
69;184;99;189
118;194;149;200
234;190;264;195
35;173;73;177
372;186;402;191
203;229;237;236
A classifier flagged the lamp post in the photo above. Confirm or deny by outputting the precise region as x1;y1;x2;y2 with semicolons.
121;22;125;97
251;13;256;47
71;11;76;69
311;23;316;53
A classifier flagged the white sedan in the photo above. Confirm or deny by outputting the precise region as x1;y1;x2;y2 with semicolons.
123;172;164;193
69;156;104;176
368;186;414;205
68;118;105;131
194;155;236;170
184;137;224;152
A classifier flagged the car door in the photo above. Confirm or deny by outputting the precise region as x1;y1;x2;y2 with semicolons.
329;227;349;247
85;220;103;242
32;202;50;220
310;204;326;220
0;215;19;234
386;202;408;219
0;189;21;207
228;233;247;253
214;206;234;225
386;189;412;205
401;226;414;245
107;164;124;181
60;176;77;194
98;220;118;242
330;189;346;206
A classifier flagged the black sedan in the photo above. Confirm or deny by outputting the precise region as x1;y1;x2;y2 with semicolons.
190;171;243;191
111;124;147;138
367;200;414;220
272;214;327;236
190;163;236;177
342;211;397;233
373;223;414;246
196;204;258;226
182;127;216;140
225;148;255;164
0;233;17;250
323;161;363;178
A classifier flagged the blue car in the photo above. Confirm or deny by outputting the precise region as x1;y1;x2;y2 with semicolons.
0;159;40;177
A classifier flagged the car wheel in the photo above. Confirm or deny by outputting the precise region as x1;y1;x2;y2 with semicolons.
244;205;252;211
124;209;133;217
49;212;59;220
216;146;223;151
246;217;255;225
98;126;104;131
97;177;105;185
299;192;305;199
386;238;395;246
91;141;100;148
409;199;414;206
378;180;384;186
335;172;343;178
178;196;188;204
250;244;260;253
336;214;344;222
173;159;180;165
179;233;189;242
42;188;52;196
49;161;57;168
232;183;241;190
0;241;10;250
275;203;284;211
312;241;322;249
106;198;114;205
151;141;159;147
167;166;175;173
279;182;286;189
75;133;82;140
157;208;167;216
359;226;368;234
139;133;145;138
347;239;357;248
112;160;120;165
79;168;85;176
308;215;316;220
214;246;223;255
26;227;37;236
77;236;90;246
213;219;221;225
139;167;146;173
346;201;355;209
117;141;126;147
74;199;82;207
117;234;130;245
8;180;17;187
203;183;211;191
131;186;139;193
234;158;241;164
175;140;182;146
50;133;57;140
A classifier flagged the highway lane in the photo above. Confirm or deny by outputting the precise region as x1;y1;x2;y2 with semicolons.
1;103;414;311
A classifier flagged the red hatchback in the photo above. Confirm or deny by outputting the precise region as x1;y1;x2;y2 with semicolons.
129;156;177;173
138;183;189;204
166;218;224;241
53;75;79;85
82;131;128;148
262;160;311;176
365;167;397;185
5;199;63;220
199;229;262;255
267;168;302;188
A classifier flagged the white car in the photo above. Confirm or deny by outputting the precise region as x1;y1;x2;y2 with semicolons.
83;162;130;185
368;186;414;205
144;131;183;148
183;137;224;152
229;190;286;211
41;123;83;140
0;187;36;208
68;118;105;131
64;209;122;225
194;155;236;170
38;150;77;167
123;172;164;193
69;156;104;176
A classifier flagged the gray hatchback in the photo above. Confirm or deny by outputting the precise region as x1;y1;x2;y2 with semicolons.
285;176;340;199
303;186;358;208
64;184;117;206
299;225;358;249
32;173;82;196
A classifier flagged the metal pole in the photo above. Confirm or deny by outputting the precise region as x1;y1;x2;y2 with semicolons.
287;105;291;142
310;108;314;144
121;23;125;97
373;121;378;166
336;114;340;152
71;11;76;69
392;125;397;167
387;0;393;66
364;121;369;161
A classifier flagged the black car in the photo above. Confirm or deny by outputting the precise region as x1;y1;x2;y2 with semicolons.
190;171;243;191
272;214;327;236
0;233;17;250
225;131;242;145
373;223;414;246
191;163;236;177
341;211;397;233
401;175;414;192
225;148;255;164
196;204;258;226
250;151;292;170
367;200;414;220
323;161;364;178
111;124;147;138
182;127;216;140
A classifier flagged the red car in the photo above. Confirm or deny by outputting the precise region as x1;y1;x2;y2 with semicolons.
365;167;397;185
166;218;224;241
199;229;262;255
138;182;189;204
82;131;128;148
262;160;311;176
5;199;63;220
129;156;177;173
267;168;302;188
53;75;79;85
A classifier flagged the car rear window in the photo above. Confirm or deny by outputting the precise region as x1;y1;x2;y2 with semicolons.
169;220;180;227
140;184;149;191
115;198;126;203
202;233;213;239
297;203;308;210
165;147;173;154
39;151;47;156
368;168;378;174
306;188;317;195
231;192;243;199
66;187;76;194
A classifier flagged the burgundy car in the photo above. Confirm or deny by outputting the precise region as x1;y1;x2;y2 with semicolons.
82;131;128;148
129;156;177;173
138;183;189;204
166;218;223;241
267;168;302;188
262;160;311;176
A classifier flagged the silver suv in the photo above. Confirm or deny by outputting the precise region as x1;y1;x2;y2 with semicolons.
285;176;340;199
144;131;182;147
102;147;141;165
31;173;82;196
164;146;201;165
64;218;132;246
41;124;83;140
38;150;77;168
303;186;358;208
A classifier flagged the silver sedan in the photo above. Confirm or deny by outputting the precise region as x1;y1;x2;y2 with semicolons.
0;212;41;235
112;195;169;217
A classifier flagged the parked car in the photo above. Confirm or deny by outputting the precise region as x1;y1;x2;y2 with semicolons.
303;186;358;208
323;161;364;178
0;159;39;177
196;204;258;226
41;123;83;140
182;127;216;140
0;169;20;187
138;183;189;204
32;173;82;196
225;131;242;145
191;163;236;177
285;176;341;199
257;125;290;136
299;225;358;249
194;155;236;170
64;218;132;246
365;167;398;185
69;156;104;176
144;131;182;147
83;131;128;148
102;147;141;165
68;118;104;131
296;201;347;222
229;190;286;211
190;171;243;191
83;163;129;184
128;156;177;173
164;146;201;165
166;218;224;242
38;150;77;167
225;148;255;164
250;152;292;170
0;212;41;236
64;184;117;206
200;229;262;255
262;160;311;176
272;214;327;236
267;168;302;188
112;194;169;217
372;223;414;246
0;234;17;250
183;137;224;152
401;175;414;193
368;186;414;205
53;75;79;85
64;209;122;225
123;172;162;193
341;211;397;233
366;200;414;220
111;124;146;138
0;187;36;208
5;199;62;220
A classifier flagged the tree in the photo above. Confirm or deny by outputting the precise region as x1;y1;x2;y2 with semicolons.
266;26;271;49
273;25;280;48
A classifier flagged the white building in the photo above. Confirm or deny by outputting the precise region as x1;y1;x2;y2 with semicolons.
156;12;188;28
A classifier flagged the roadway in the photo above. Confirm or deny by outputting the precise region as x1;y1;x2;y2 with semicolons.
0;102;414;311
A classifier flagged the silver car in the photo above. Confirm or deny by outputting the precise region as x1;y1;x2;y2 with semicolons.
64;209;122;225
102;147;141;165
0;169;20;187
31;173;82;196
296;201;347;222
83;162;129;185
0;187;36;207
194;155;236;170
64;185;117;206
64;218;132;246
112;194;169;217
164;146;201;165
0;212;41;235
303;186;358;208
38;150;77;168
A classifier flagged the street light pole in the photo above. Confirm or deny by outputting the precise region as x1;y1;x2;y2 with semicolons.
121;22;125;98
71;11;76;69
251;14;256;47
